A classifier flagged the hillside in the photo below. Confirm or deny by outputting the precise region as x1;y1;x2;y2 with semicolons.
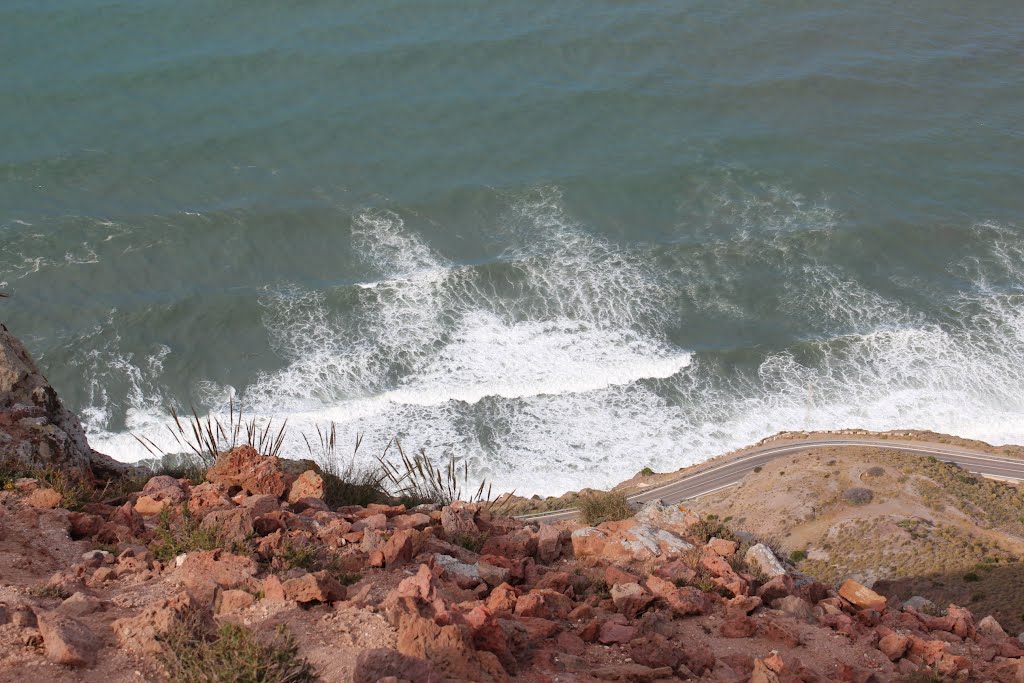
689;444;1024;634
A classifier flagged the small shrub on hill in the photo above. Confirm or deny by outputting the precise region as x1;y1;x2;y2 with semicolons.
160;619;318;683
578;491;633;525
151;507;224;562
842;487;874;505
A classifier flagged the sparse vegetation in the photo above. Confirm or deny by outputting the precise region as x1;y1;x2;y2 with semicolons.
577;490;633;525
789;549;808;563
639;467;654;477
842;487;874;505
159;619;318;683
451;532;488;553
151;506;224;562
304;427;391;508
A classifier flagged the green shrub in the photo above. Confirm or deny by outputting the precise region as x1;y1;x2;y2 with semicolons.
159;620;318;683
789;549;808;563
963;572;980;582
578;491;633;525
151;507;224;562
639;467;655;477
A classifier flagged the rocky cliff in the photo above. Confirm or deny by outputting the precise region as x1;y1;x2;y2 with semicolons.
0;324;129;478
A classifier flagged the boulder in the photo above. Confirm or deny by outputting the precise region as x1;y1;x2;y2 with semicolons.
0;324;130;476
396;611;508;683
610;582;654;619
25;487;62;509
199;507;254;546
978;614;1007;638
632;500;700;535
744;543;787;578
838;579;887;611
878;632;910;661
707;537;739;557
287;470;324;504
646;575;708;616
206;445;287;498
571;521;693;563
133;495;169;516
381;529;416;568
536;523;561;563
282;571;345;604
113;591;212;654
37;612;99;667
218;589;256;614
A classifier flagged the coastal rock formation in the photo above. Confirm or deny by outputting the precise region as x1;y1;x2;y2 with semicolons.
0;444;1022;681
0;324;129;477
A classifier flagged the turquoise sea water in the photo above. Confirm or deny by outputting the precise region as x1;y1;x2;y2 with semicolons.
2;2;1023;495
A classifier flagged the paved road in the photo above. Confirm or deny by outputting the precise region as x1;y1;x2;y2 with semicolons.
516;437;1024;523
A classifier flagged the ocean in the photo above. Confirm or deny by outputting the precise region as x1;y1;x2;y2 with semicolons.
2;1;1023;496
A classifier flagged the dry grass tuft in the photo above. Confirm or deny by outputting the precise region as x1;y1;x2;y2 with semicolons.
578;491;633;525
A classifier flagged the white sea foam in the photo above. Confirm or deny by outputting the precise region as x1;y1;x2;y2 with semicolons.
87;192;1024;497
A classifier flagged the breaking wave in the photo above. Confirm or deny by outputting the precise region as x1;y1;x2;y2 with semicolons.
84;189;1024;496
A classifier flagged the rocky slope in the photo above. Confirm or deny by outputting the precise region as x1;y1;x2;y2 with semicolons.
688;444;1024;637
2;448;1024;681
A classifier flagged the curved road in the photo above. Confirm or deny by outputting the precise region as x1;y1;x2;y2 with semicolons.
516;437;1024;523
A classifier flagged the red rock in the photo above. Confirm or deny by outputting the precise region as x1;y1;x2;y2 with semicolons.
25;487;62;509
187;482;233;516
760;618;800;647
218;589;256;613
109;501;145;535
605;565;641;587
579;618;602;642
907;635;948;665
757;573;794;603
465;606;518;673
590;663;674;681
177;550;258;591
365;503;407;518
653;559;697;586
707;537;738;557
629;633;683;670
481;528;538;560
646;575;708;616
727;594;762;616
200;507;255;545
37;612;98;666
878;632;909;661
700;551;748;596
262;574;287;602
610;582;654;619
113;591;212;654
283;571;345;603
478;562;512;587
946;604;976;639
393;513;432;530
381;529;416;568
240;493;280;516
486;583;518;615
537;523;561;564
720;614;757;638
292;496;329;513
553;630;586;655
67;512;103;539
513;589;572;620
396;611;508;682
206;445;287;498
352;648;434;683
142;475;188;501
750;658;781;683
514;616;562;641
838;579;886;611
287;470;324;504
598;618;636;645
535;569;572;592
353;513;387;532
134;495;169;515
